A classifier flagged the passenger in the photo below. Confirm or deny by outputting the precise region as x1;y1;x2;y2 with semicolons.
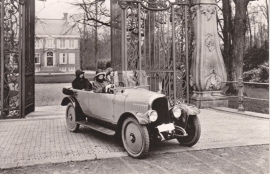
72;69;92;91
105;67;114;84
93;69;114;93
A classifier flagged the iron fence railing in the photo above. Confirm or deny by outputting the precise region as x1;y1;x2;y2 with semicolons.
223;78;269;112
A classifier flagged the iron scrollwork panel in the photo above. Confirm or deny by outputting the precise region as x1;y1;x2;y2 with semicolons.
123;0;192;105
0;0;20;118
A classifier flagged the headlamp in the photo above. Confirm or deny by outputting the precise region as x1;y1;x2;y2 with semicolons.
172;107;181;118
148;110;158;122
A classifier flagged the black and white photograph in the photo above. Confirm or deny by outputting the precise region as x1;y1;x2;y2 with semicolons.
0;0;268;173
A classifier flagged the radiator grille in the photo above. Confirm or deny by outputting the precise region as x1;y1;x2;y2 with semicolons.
151;97;170;126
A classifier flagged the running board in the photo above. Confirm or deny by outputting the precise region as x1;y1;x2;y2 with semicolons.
77;121;116;136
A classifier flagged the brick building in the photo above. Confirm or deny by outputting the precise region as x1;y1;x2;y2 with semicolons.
35;13;80;73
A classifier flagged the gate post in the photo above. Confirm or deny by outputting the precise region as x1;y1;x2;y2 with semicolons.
190;0;228;108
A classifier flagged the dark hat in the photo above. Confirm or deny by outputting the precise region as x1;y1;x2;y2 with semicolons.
75;69;85;76
95;72;106;78
94;69;105;79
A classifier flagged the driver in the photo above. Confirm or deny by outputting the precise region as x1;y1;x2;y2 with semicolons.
93;69;114;93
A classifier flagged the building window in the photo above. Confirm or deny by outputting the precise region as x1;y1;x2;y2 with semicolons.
47;52;54;66
69;40;74;48
47;39;53;48
60;39;65;48
74;39;78;49
65;40;69;48
59;67;67;72
69;53;75;64
35;53;40;64
59;53;67;64
35;39;43;48
69;67;75;71
35;67;40;72
35;40;40;48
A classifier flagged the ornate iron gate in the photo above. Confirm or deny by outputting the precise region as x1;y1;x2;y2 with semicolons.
0;0;35;119
117;0;192;106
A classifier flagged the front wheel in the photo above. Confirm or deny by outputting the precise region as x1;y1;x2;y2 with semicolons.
66;103;80;132
177;115;201;147
121;117;150;158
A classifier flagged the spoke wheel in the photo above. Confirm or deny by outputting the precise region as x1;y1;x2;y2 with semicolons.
177;115;201;147
66;103;80;132
122;117;150;158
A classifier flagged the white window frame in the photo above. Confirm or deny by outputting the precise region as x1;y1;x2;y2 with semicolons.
59;53;67;64
69;67;75;71
74;40;78;49
65;40;69;49
69;40;74;49
57;39;60;48
35;53;40;64
35;40;40;48
35;39;43;49
46;38;54;48
60;39;65;49
68;53;75;64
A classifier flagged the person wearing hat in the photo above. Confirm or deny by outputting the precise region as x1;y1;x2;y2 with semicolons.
93;69;114;93
72;69;92;90
105;67;114;84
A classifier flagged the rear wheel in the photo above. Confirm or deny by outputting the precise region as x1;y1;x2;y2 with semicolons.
66;103;80;132
177;115;201;147
121;117;150;158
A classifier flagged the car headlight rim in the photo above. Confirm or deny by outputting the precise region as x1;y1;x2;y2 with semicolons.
148;110;158;122
172;107;181;118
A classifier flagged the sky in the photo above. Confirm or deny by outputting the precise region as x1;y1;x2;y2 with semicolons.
35;0;110;19
36;0;79;19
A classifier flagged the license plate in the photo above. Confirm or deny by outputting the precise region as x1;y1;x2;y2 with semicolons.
157;123;175;132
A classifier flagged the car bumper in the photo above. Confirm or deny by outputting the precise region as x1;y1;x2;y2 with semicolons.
155;123;188;141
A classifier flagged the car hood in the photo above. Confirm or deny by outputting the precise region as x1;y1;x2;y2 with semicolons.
124;88;165;113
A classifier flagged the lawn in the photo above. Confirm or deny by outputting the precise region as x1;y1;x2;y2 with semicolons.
228;86;269;114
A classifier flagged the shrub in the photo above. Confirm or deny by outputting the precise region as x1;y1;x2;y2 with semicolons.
243;61;269;83
97;59;111;70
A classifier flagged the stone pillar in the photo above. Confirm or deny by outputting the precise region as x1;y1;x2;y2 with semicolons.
190;0;228;108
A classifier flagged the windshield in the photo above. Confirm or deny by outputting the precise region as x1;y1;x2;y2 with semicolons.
112;70;149;89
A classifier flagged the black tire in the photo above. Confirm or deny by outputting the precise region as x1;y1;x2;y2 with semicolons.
121;117;150;158
177;115;201;147
66;103;80;132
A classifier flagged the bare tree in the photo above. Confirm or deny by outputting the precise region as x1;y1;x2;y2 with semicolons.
69;0;111;69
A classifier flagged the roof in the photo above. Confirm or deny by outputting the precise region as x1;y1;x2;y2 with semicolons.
35;18;79;36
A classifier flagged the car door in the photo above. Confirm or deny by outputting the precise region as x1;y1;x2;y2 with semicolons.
113;90;128;124
88;93;114;122
75;90;89;113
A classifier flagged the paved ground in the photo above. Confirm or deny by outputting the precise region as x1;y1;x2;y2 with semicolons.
0;145;268;174
0;107;268;169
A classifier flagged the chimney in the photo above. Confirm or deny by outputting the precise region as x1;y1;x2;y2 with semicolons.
63;13;68;20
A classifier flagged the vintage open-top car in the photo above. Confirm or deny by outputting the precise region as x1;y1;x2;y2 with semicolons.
61;71;201;158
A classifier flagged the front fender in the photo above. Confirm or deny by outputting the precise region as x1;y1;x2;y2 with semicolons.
177;103;200;116
120;112;150;125
134;112;150;125
61;97;76;106
61;96;85;121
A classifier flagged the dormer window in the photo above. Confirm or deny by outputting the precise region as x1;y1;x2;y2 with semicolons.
69;40;74;48
60;39;65;48
47;38;53;48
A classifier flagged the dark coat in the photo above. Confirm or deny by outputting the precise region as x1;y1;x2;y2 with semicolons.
92;79;111;93
72;77;92;90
